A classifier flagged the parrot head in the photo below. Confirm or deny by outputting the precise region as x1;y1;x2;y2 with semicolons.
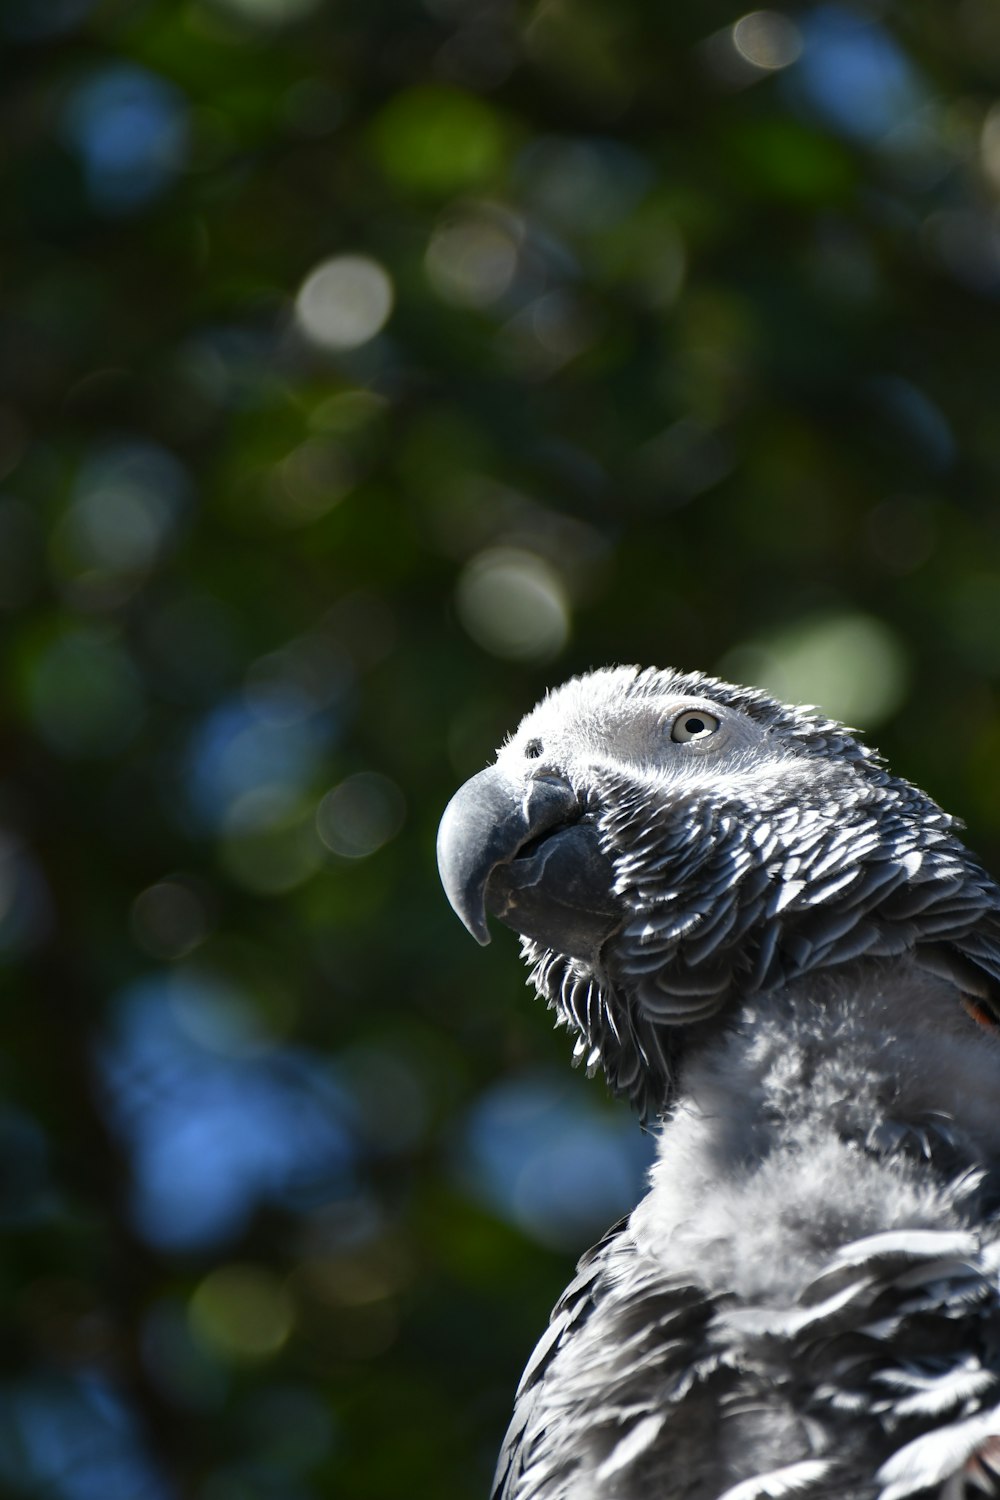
437;666;995;1119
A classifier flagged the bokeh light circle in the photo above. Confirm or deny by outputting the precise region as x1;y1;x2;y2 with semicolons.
294;255;394;351
456;548;570;661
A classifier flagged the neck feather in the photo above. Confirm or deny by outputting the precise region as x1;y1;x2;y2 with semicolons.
629;958;1000;1301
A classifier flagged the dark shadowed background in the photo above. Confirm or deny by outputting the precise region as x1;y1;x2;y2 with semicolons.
3;0;1000;1494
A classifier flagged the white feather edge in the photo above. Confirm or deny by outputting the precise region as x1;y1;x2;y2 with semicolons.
877;1405;1000;1500
594;1413;666;1481
715;1458;832;1500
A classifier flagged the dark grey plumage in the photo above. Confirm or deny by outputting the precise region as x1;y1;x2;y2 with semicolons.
437;666;1000;1500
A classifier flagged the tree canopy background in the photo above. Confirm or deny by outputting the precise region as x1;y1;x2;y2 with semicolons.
4;0;1000;1495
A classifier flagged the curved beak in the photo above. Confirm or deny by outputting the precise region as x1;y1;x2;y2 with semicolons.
436;766;622;958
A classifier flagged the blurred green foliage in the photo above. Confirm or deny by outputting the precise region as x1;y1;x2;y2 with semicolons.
5;0;1000;1495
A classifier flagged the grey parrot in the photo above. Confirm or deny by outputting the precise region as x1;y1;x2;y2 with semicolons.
436;665;1000;1500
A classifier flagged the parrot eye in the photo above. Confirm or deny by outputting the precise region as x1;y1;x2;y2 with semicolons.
524;738;543;759
670;711;721;743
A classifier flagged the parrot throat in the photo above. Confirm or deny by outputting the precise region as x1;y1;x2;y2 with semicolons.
520;770;1000;1123
522;939;690;1121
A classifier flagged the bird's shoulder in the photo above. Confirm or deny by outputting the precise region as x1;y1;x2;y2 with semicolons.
493;1196;1000;1500
492;1214;724;1500
491;1219;624;1500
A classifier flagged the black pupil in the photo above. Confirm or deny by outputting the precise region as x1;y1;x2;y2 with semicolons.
525;738;543;758
685;717;706;736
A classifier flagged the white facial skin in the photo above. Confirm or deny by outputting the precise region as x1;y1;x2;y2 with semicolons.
496;676;787;795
